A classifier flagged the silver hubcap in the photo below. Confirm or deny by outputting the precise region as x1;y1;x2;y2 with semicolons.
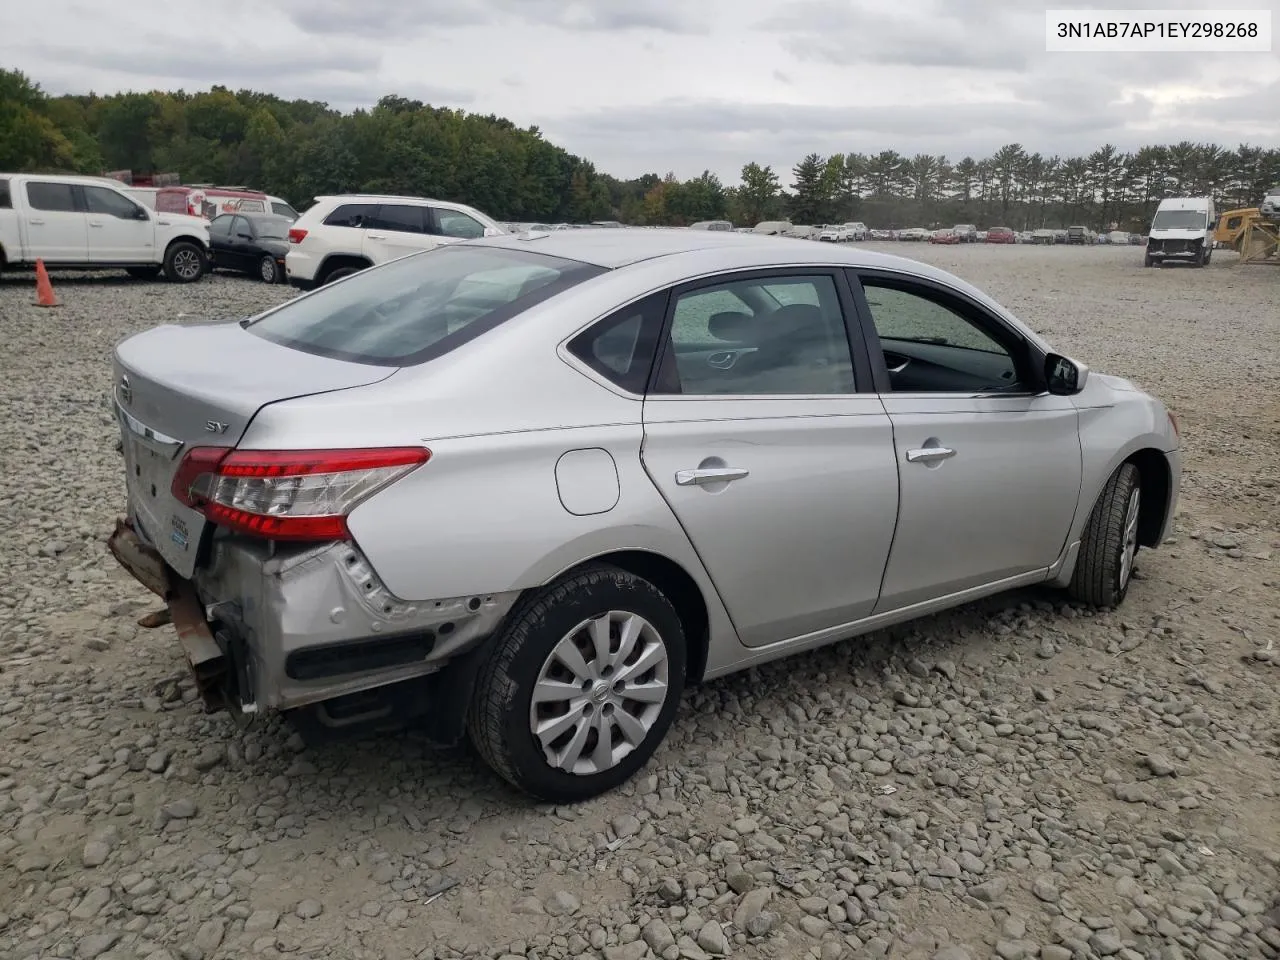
173;249;201;279
529;611;669;776
1119;486;1141;588
261;258;275;281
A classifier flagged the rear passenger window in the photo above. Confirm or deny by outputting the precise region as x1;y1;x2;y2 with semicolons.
371;204;428;234
26;182;77;212
567;294;667;394
323;203;378;228
0;179;10;209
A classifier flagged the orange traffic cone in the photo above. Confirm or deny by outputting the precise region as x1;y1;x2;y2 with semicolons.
34;259;60;307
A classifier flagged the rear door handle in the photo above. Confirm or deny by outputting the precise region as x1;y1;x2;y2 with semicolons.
905;446;956;463
366;233;386;240
675;467;749;486
28;218;45;225
89;221;104;228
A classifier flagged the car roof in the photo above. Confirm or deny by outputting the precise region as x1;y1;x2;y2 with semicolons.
312;193;473;210
468;226;981;280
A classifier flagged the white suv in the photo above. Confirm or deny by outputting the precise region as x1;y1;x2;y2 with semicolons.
284;194;505;289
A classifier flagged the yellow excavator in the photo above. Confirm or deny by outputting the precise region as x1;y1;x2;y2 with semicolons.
1214;207;1259;251
1213;207;1279;263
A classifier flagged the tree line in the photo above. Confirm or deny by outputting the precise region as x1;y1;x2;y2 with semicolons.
4;69;1278;232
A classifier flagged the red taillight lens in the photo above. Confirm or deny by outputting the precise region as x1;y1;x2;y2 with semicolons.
287;228;308;244
172;446;430;542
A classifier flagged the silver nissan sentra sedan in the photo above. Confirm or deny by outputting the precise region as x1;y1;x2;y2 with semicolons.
107;227;1181;802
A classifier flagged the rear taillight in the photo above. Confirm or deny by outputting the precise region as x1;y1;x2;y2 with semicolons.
287;228;308;244
171;447;430;542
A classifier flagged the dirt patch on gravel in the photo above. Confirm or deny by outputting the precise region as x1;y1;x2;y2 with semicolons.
1;246;1278;960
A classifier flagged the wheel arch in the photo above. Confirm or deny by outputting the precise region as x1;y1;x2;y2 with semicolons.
1125;447;1173;548
542;550;712;684
318;253;373;284
164;233;208;256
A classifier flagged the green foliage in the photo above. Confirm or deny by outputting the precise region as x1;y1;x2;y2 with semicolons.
2;68;1278;231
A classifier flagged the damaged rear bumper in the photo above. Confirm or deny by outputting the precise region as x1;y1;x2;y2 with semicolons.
105;517;520;729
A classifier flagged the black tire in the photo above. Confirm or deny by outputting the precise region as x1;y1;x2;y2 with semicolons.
1068;462;1142;608
163;242;205;283
259;255;279;284
126;266;161;281
1144;253;1155;267
321;265;362;285
467;564;687;803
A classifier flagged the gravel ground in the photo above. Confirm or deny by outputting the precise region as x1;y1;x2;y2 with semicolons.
1;246;1278;960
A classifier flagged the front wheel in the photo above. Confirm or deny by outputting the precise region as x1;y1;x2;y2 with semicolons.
1068;462;1141;608
164;242;205;283
468;565;687;803
259;255;280;284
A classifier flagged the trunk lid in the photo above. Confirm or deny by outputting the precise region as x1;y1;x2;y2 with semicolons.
113;319;396;577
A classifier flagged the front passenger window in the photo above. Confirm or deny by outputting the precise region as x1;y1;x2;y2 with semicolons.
859;280;1022;393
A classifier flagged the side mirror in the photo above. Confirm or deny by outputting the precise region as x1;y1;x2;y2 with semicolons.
1045;353;1089;395
482;226;502;237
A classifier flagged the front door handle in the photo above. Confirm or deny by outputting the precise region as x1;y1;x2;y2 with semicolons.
28;218;45;225
905;445;956;463
675;467;749;486
366;233;386;240
89;221;104;228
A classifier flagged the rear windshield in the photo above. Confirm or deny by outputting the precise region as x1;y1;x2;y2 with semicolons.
244;245;605;366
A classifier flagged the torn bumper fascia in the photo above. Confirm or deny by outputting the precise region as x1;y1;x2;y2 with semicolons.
106;517;520;714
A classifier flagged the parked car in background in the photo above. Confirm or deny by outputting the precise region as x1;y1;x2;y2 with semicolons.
985;226;1016;244
284;193;506;289
208;212;293;283
843;222;869;241
952;224;978;242
1107;231;1130;244
1032;229;1056;245
753;220;793;236
869;229;893;241
929;229;959;244
107;228;1182;802
689;220;733;231
0;172;210;282
1259;186;1280;221
818;224;848;242
784;224;821;240
1145;197;1215;268
897;227;928;241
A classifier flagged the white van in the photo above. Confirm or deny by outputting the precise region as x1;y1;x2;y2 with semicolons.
1145;197;1215;267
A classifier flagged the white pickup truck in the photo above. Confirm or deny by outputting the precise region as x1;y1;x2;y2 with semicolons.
0;173;211;282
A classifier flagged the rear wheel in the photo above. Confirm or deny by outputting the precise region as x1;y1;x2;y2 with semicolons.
163;242;205;283
1067;462;1141;608
259;255;279;284
321;264;363;285
468;564;687;803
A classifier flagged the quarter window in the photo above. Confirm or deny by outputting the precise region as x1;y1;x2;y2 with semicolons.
567;294;667;394
435;209;486;239
654;274;857;396
25;181;77;212
858;278;1024;393
322;203;378;228
0;179;11;209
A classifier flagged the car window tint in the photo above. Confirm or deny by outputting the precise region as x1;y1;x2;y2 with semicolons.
372;204;427;234
271;202;298;219
435;209;486;239
244;245;605;367
232;216;252;236
658;275;856;396
322;203;378;228
0;179;11;209
567;294;667;394
859;279;1022;393
25;181;77;212
209;215;234;239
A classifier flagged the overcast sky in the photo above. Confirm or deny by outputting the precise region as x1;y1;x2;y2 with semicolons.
5;0;1278;185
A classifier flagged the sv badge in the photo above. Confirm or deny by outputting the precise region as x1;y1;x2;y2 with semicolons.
205;420;230;434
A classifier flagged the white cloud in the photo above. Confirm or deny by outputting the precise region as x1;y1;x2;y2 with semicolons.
3;0;1277;185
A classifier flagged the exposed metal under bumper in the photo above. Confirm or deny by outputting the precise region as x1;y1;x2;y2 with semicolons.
107;517;235;714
